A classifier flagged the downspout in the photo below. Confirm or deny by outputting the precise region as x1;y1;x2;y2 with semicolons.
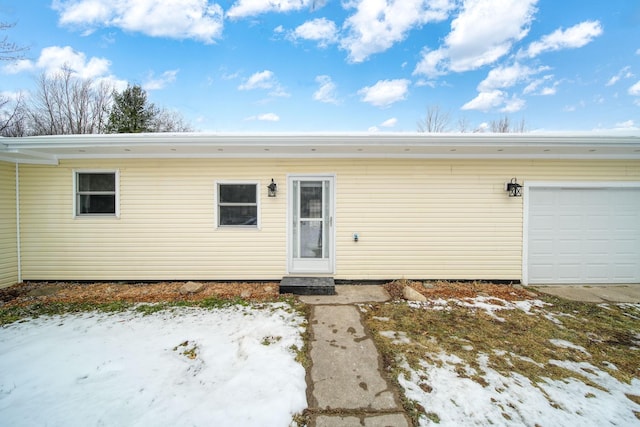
15;162;22;283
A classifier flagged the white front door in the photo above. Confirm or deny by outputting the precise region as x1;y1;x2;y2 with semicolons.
288;175;335;274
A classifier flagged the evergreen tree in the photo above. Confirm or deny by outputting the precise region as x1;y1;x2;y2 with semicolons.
106;85;156;133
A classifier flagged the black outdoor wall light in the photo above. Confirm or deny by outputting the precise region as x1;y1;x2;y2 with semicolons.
505;177;522;197
267;179;278;197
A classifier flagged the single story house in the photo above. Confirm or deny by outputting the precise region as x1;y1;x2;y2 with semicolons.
1;132;639;289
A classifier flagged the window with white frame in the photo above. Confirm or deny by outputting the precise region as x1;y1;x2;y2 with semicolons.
217;183;258;227
75;171;118;216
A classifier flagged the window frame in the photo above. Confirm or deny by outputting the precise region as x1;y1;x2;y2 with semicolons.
73;169;120;218
216;181;260;229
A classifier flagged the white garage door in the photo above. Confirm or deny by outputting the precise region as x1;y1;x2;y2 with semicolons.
527;186;640;284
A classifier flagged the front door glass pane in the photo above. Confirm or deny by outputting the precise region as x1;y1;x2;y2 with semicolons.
300;181;323;258
301;220;322;258
301;182;322;218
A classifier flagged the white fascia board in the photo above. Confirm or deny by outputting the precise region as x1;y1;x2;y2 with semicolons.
2;132;640;160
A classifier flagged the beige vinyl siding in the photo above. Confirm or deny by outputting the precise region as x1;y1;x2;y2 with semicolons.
0;161;18;288
18;158;640;282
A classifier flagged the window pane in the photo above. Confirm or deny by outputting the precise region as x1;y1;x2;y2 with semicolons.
219;184;256;203
78;173;115;192
300;181;322;218
300;220;322;258
79;195;116;214
292;180;299;258
219;206;257;226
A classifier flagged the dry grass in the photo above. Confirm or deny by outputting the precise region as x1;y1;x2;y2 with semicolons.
365;283;640;390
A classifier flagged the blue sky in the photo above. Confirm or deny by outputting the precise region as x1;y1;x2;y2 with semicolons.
1;0;639;132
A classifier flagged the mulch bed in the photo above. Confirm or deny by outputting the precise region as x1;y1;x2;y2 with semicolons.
0;281;280;308
384;279;538;301
0;280;538;309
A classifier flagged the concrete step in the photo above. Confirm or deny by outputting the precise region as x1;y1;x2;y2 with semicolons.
280;276;335;295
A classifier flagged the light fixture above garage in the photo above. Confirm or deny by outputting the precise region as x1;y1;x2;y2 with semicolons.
505;177;522;197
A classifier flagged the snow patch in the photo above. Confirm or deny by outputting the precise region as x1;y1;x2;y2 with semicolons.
0;305;307;426
400;353;640;426
379;330;411;344
549;339;590;355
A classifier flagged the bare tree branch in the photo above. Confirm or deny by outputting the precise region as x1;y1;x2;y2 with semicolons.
1;22;28;62
0;93;27;136
26;68;114;135
488;115;527;133
150;107;194;132
417;105;450;132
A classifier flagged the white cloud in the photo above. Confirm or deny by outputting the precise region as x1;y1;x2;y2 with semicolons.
53;0;224;43
448;0;537;71
238;70;290;98
539;85;556;96
143;70;179;90
313;75;339;104
3;45;112;79
606;76;620;87
414;0;537;76
381;117;398;127
415;79;436;88
341;0;455;63
461;90;505;111
413;47;448;77
358;79;410;107
523;20;603;58
227;0;314;19
3;45;127;90
0;90;26;102
2;59;34;74
629;81;640;96
245;112;280;121
477;63;545;92
293;18;337;47
615;119;635;129
238;70;276;90
41;46;111;79
606;66;634;86
500;95;525;113
257;113;280;121
462;89;526;113
523;75;553;94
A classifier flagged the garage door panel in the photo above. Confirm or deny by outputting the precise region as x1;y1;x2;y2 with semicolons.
585;215;609;230
530;215;555;230
614;240;637;254
529;241;553;257
616;216;639;230
585;264;609;280
558;215;582;230
529;264;554;281
557;264;582;281
527;186;640;284
615;265;637;279
582;240;609;254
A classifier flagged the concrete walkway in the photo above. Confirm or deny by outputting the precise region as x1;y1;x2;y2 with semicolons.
532;284;640;303
299;286;411;427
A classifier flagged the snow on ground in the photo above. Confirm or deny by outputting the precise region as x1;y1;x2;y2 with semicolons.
399;352;640;427
0;304;307;427
386;298;640;426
